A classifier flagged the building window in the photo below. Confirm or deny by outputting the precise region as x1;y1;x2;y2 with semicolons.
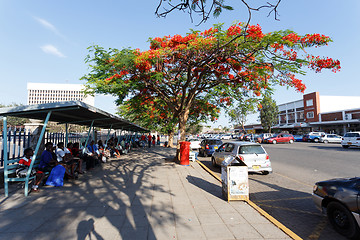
306;99;313;107
307;111;314;119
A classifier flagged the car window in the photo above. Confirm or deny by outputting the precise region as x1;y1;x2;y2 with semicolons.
219;143;227;152
344;133;360;137
225;144;234;152
216;140;223;145
239;145;266;154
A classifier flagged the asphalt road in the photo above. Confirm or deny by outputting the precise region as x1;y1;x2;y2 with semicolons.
198;141;360;240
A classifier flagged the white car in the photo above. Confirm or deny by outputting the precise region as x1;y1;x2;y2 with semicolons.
211;142;272;175
220;134;232;140
341;132;360;148
319;134;342;144
187;138;201;150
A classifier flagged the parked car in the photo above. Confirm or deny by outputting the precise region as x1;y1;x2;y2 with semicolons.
263;133;295;144
211;142;272;175
187;138;201;150
302;132;326;142
199;138;223;157
319;134;342;144
258;133;274;142
220;134;232;140
293;135;303;142
312;177;360;239
244;134;261;142
341;132;360;148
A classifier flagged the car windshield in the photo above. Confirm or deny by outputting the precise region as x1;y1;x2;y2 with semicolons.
239;145;266;154
344;133;360;137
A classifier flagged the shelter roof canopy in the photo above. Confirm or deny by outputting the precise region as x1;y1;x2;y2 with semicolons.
0;101;148;132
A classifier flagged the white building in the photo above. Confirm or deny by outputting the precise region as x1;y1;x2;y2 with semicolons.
27;83;95;106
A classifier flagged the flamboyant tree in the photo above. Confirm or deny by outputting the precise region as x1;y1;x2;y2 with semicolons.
82;22;340;143
156;0;282;24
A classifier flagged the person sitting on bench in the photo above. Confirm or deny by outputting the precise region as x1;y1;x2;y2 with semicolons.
17;147;45;192
56;142;76;179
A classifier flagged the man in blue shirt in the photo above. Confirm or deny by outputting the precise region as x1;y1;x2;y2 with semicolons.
39;142;58;172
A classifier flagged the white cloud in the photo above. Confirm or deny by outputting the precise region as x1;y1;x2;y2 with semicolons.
33;16;67;40
40;44;66;58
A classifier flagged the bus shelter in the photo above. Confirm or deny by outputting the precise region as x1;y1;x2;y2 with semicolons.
0;101;148;196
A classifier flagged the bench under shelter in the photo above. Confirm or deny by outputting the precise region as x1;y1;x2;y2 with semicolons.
0;101;148;197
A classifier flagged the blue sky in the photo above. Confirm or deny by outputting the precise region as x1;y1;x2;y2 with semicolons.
1;1;359;127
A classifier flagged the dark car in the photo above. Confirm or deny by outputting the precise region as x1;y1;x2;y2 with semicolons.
263;133;295;144
312;177;360;239
199;138;223;157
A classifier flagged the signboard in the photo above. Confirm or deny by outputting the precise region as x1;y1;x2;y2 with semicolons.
221;160;249;201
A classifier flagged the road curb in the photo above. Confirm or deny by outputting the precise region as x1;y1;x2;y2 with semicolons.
196;160;303;240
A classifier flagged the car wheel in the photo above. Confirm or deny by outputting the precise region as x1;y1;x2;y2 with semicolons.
262;171;270;175
327;201;360;239
314;138;319;143
342;145;349;149
211;157;218;167
324;140;329;144
272;140;277;144
289;139;294;144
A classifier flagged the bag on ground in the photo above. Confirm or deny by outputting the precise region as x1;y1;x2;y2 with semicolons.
46;165;66;187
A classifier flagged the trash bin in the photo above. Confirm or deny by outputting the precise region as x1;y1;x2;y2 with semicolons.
179;141;191;166
221;156;249;202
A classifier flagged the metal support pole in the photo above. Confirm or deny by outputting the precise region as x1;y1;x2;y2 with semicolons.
104;125;113;148
82;120;94;154
3;117;9;197
26;111;52;196
65;123;69;146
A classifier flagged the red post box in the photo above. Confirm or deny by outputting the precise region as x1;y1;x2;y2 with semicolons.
179;141;191;165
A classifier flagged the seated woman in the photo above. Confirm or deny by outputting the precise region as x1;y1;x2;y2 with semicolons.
17;147;45;192
97;140;110;162
56;142;76;179
67;142;84;174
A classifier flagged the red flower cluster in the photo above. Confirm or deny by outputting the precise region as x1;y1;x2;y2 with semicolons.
246;24;264;40
227;25;242;36
309;57;341;73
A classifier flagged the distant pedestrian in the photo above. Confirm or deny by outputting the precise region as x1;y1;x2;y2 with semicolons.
148;133;152;148
157;135;160;145
152;135;156;146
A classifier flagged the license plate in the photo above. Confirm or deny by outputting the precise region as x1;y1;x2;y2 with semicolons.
214;146;218;149
348;142;352;145
252;165;260;170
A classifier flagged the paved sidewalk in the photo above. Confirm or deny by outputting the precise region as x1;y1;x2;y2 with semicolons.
0;147;291;240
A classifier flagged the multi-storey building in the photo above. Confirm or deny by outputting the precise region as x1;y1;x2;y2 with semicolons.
244;92;360;135
27;83;95;106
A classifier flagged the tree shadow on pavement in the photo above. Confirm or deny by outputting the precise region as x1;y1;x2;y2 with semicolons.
0;148;180;240
185;175;224;200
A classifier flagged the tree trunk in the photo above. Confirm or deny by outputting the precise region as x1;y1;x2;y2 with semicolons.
167;130;174;148
176;109;190;161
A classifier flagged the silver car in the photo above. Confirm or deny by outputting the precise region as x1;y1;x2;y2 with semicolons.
211;142;272;175
319;134;342;144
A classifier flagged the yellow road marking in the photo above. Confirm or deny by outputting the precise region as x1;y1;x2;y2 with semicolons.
255;196;312;203
273;172;313;187
255;203;322;216
308;217;328;240
195;160;303;240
